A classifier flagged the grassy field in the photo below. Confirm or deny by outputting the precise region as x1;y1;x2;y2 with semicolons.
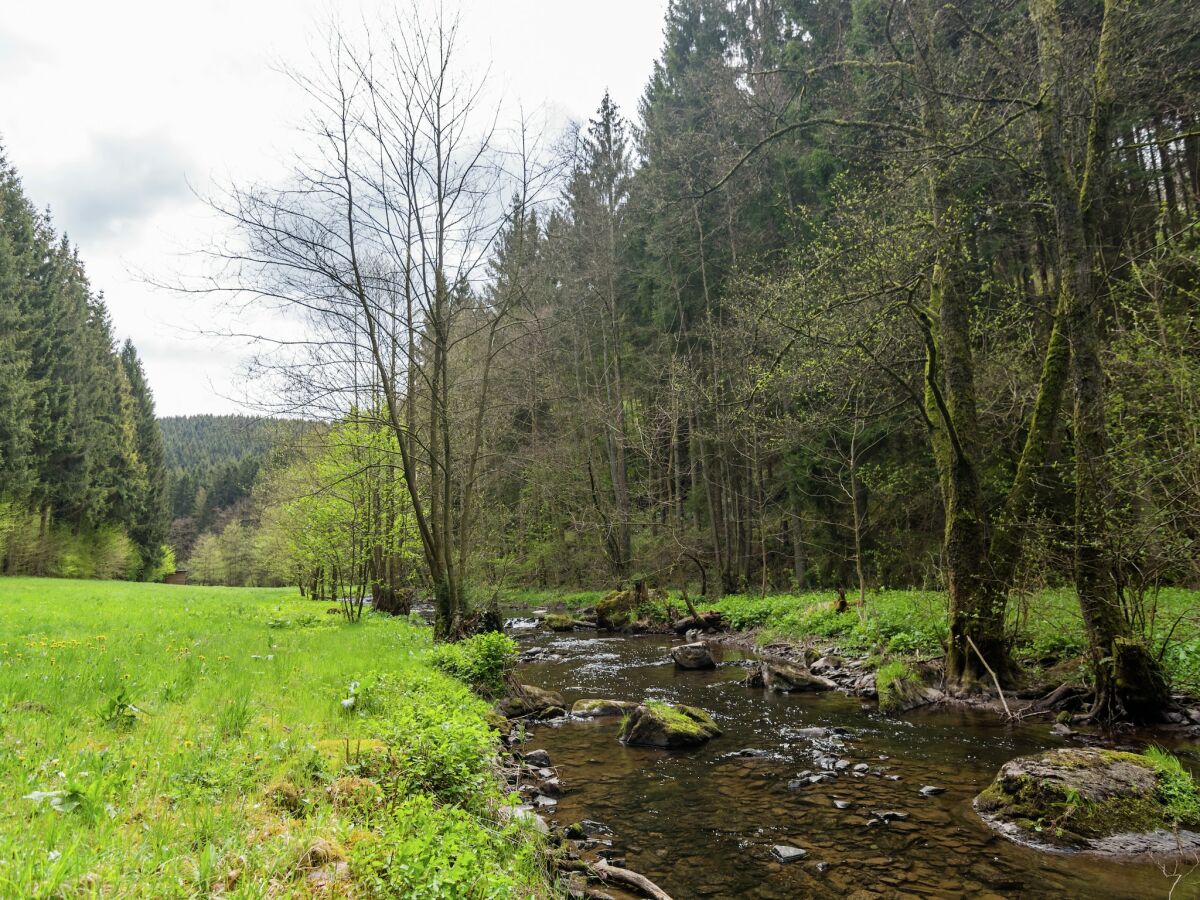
0;578;546;898
504;586;1200;693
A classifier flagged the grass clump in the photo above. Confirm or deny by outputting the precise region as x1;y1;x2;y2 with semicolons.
1144;746;1200;827
0;577;547;897
875;660;920;713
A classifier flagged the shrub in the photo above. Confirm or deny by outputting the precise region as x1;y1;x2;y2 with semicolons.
376;673;500;811
428;632;517;697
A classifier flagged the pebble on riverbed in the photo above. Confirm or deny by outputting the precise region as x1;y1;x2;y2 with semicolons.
770;845;808;863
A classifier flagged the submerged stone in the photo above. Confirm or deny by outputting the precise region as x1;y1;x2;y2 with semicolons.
771;845;808;863
974;748;1200;854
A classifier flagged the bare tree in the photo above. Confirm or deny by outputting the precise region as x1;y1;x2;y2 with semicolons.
196;6;552;638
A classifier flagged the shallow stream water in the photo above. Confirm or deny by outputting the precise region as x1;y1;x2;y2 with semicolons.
514;628;1200;899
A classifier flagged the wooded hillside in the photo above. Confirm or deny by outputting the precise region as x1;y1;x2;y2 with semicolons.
0;150;168;580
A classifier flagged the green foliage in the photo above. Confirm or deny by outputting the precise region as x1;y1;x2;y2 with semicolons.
428;632;518;698
712;591;948;656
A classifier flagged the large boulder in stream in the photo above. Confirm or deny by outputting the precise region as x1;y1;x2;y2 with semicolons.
496;684;566;719
760;660;836;693
571;699;639;718
619;701;722;749
671;641;716;670
595;586;668;630
975;748;1200;854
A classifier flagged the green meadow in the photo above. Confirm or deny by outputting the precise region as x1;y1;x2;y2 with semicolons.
0;578;546;898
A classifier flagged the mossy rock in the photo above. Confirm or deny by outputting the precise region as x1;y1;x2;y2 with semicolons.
618;701;721;749
875;660;942;713
595;590;638;630
543;613;579;632
975;748;1200;854
495;684;565;718
571;698;638;718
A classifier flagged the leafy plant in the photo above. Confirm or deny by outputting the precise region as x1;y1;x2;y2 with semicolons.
428;632;517;697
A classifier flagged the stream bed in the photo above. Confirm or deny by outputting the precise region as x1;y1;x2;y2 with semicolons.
513;628;1198;899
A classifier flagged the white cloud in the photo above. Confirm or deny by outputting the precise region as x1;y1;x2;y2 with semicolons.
1;0;670;416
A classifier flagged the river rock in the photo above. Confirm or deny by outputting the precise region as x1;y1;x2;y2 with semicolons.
742;666;765;688
671;641;716;670
618;702;722;749
543;613;582;632
761;660;837;693
771;845;808;863
595;587;666;630
497;685;566;718
811;655;843;673
571;699;638;718
974;747;1200;852
919;785;946;796
523;748;551;767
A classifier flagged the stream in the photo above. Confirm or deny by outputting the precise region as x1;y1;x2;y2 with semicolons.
512;626;1199;899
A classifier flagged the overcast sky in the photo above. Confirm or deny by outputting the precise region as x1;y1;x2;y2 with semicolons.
1;1;669;416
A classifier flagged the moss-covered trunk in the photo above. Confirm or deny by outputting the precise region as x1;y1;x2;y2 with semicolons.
1029;0;1169;721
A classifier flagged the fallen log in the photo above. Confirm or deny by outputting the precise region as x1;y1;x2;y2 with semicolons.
592;859;674;900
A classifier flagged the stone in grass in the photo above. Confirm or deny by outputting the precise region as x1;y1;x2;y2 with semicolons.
671;641;717;670
771;845;808;863
619;701;722;749
974;747;1200;854
571;699;639;718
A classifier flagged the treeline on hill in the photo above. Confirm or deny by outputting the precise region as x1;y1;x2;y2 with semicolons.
181;416;419;619
159;414;297;562
0;150;168;580
199;2;1199;720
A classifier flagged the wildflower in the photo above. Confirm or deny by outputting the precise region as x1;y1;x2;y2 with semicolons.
184;740;194;749
129;761;138;770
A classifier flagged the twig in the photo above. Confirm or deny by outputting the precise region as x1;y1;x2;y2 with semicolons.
965;634;1013;719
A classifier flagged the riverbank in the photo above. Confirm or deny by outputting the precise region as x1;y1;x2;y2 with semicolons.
0;578;551;897
500;586;1200;726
